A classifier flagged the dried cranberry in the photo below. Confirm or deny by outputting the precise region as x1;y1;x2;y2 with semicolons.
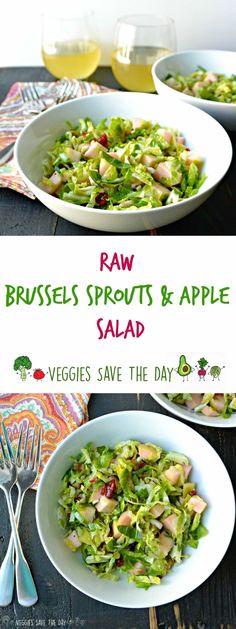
81;132;88;136
98;133;108;148
136;461;146;469
95;193;108;207
89;477;97;483
116;558;124;567
106;478;117;498
185;147;190;151
100;478;117;498
189;490;197;496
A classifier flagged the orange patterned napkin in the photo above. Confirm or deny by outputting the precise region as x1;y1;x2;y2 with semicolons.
0;393;90;488
0;79;113;197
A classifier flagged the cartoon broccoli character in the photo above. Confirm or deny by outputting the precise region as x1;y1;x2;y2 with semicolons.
14;356;32;381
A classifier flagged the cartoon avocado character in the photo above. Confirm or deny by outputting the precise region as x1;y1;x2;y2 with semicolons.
177;355;193;381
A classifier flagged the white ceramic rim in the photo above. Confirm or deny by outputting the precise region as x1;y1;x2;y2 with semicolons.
151;393;236;428
15;92;233;218
36;410;235;607
152;49;236;108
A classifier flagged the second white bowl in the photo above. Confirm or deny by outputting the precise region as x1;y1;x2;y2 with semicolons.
152;50;236;130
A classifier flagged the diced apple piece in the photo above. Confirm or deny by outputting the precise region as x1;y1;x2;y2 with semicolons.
141;154;157;168
112;511;132;538
84;141;107;159
204;72;218;83
153;181;170;202
185;394;203;410
132;118;146;130
64;531;81;551
181;151;203;171
130;561;145;575
138;443;160;461
99;158;110;176
211;396;225;412
182;464;192;480
96;496;118;513
192;81;205;94
151;503;165;518
77;505;95;522
50;171;62;187
65;147;81;162
118;511;132;527
162;513;178;535
176;136;185;145
159;531;174;557
165;465;180;485
157;128;173;144
80;143;90;154
112;520;121;539
153;161;182;185
91;488;103;504
42;171;62;194
201;405;219;417
188;495;207;514
108;151;121;161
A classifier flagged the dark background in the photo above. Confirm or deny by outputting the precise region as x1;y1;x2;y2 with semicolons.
0;66;236;236
0;393;235;629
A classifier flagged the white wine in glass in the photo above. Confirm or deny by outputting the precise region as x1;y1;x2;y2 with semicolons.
111;15;176;92
42;14;101;79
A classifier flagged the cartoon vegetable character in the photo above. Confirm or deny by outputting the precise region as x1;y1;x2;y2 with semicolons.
177;355;193;381
33;369;46;381
209;365;225;381
196;357;208;380
14;356;32;381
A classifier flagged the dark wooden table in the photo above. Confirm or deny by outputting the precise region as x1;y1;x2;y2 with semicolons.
0;393;235;628
0;66;236;236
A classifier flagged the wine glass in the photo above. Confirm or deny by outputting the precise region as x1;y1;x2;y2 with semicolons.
41;13;101;79
111;14;176;92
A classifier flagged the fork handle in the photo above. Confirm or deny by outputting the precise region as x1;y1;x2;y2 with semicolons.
0;488;23;606
0;142;15;166
4;491;38;607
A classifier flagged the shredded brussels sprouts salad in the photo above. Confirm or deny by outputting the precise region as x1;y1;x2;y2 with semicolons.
167;393;236;419
58;440;207;589
165;67;236;103
40;116;206;211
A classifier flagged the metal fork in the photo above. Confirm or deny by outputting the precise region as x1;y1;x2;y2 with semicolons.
0;80;80;165
21;83;55;114
56;80;81;103
0;422;41;607
0;84;56;165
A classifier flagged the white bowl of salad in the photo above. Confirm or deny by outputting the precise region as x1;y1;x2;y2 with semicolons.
152;50;236;130
36;410;235;608
15;91;232;232
152;394;236;428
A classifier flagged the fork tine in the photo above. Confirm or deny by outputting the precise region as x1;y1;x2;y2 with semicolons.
23;423;30;467
34;427;42;472
16;422;24;466
0;434;9;467
2;423;15;464
28;426;36;469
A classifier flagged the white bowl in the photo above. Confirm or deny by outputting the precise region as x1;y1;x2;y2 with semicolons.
151;394;236;428
15;92;232;232
152;50;236;130
36;410;235;608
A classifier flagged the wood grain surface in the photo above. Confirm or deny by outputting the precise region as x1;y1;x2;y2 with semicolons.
0;393;235;628
0;67;236;236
